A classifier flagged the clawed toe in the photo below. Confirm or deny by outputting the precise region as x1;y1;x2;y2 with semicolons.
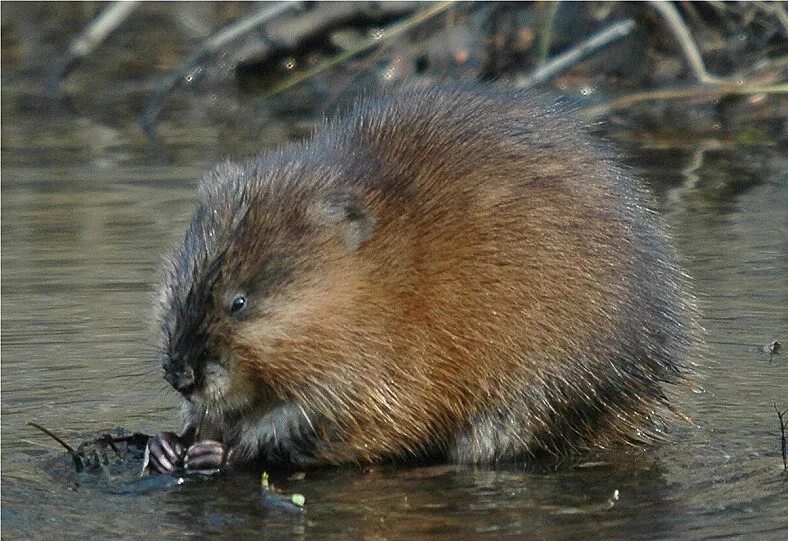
147;432;187;473
184;440;228;471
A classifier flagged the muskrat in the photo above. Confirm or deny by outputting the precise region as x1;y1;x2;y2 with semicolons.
147;85;695;473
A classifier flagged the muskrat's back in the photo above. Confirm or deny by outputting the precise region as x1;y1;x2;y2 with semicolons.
154;85;696;467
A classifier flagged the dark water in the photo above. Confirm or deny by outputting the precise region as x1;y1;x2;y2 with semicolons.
2;91;787;539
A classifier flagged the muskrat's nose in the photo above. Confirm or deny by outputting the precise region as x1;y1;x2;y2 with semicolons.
164;366;196;397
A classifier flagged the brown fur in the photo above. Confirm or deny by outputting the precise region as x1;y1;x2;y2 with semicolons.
154;85;696;466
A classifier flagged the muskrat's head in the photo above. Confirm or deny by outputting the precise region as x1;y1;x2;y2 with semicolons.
154;155;377;415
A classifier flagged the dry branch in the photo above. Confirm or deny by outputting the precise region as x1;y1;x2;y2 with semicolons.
139;1;303;137
260;1;455;99
49;1;140;89
648;0;721;84
581;82;788;119
517;19;636;90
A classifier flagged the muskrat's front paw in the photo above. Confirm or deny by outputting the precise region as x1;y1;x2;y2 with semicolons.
184;440;228;471
148;431;187;473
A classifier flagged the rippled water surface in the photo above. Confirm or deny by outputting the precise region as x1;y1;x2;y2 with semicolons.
2;90;787;539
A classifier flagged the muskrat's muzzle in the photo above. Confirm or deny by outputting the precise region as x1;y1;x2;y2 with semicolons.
164;365;196;398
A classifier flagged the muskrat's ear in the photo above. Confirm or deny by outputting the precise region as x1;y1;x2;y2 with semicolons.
309;187;376;250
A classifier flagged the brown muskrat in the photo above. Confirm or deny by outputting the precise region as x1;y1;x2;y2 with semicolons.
147;85;696;473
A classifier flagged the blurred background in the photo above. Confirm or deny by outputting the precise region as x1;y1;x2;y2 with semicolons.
3;1;786;150
2;2;787;539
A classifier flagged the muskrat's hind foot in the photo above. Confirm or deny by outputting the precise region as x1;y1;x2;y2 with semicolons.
147;431;187;473
184;440;228;472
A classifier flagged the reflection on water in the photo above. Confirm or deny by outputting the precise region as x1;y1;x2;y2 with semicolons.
2;97;787;539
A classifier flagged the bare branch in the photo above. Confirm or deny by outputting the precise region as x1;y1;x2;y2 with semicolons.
260;1;456;99
49;1;140;88
648;1;721;84
517;19;636;89
581;82;788;119
755;1;788;36
140;1;303;137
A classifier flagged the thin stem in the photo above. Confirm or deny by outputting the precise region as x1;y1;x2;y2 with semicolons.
648;1;721;84
27;422;77;454
773;402;787;471
517;19;636;89
140;1;302;136
261;1;456;99
537;1;561;65
49;1;140;87
581;82;788;119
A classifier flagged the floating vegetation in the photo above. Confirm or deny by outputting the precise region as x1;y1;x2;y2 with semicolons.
759;340;782;359
547;489;620;515
28;422;150;478
260;470;306;512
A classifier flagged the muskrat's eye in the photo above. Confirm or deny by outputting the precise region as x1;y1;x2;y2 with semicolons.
229;294;247;315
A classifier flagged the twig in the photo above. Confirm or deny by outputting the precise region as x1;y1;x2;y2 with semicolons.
27;422;77;454
28;422;88;472
773;402;787;471
754;1;788;36
648;1;721;84
581;82;788;119
517;19;636;90
261;1;456;99
536;1;561;65
48;1;140;90
139;1;302;138
259;1;417;51
773;4;788;36
211;4;301;50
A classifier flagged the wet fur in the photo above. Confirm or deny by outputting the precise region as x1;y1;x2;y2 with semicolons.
154;85;696;466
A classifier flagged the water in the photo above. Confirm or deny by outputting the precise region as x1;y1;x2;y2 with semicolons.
2;93;787;539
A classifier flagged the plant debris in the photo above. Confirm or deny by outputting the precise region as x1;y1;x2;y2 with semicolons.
773;402;787;472
759;340;782;358
260;470;307;512
28;422;150;477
